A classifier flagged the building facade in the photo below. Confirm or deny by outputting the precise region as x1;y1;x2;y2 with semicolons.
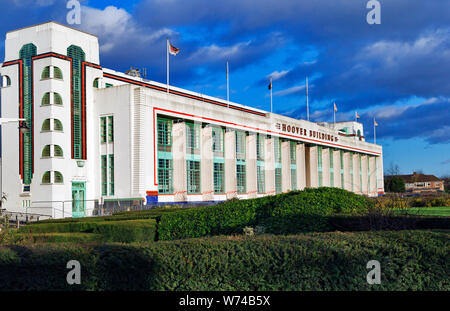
0;22;384;218
399;172;445;194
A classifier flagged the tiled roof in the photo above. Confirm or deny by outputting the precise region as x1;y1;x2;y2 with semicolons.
396;173;441;183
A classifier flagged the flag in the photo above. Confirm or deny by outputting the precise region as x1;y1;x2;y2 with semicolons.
334;102;338;112
168;41;180;56
268;80;272;90
374;119;378;126
355;111;360;119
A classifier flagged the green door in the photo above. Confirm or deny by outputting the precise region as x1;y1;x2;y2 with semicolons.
72;182;86;218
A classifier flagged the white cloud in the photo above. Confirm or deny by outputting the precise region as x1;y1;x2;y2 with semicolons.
267;70;289;81
188;41;252;63
272;84;306;97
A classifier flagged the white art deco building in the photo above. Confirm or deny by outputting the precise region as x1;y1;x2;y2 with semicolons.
0;22;384;218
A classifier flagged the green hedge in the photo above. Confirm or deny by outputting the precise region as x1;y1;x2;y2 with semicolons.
0;230;448;290
19;219;157;243
14;233;104;243
159;188;372;240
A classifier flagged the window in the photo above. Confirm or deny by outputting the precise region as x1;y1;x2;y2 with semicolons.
41;92;51;106
41;66;51;79
212;127;224;154
41;119;63;132
257;134;265;161
1;75;11;87
274;138;282;163
101;155;107;196
318;146;323;187
54;171;64;183
157;118;172;150
213;162;225;194
257;165;265;194
54;66;63;80
186;123;200;154
158;158;173;194
42;171;51;184
93;78;99;88
54;145;63;157
109;155;114;196
108;116;114;142
291;168;297;190
100;117;107;143
275;167;282;194
105;83;113;88
187;160;201;194
359;154;362;192
236;131;247;194
236;164;246;194
350;152;354;192
290;142;296;164
54;93;63;105
42;119;51;131
42;145;51;157
54;119;63;131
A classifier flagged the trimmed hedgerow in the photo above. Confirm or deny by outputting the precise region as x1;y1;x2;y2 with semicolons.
14;232;104;244
158;188;372;240
0;230;448;290
19;219;157;243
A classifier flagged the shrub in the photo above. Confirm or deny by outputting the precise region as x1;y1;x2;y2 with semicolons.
19;219;157;243
0;230;448;290
159;188;372;240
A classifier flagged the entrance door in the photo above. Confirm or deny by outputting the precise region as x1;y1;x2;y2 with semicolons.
72;182;86;218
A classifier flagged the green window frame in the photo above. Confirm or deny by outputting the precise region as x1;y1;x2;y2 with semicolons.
291;168;297;190
54;93;63;106
54;66;63;80
274;138;282;163
350;152;354;192
100;117;107;143
54;119;63;131
108;116;114;143
213;162;225;194
275;167;282;194
186;123;200;154
54;145;63;157
41;66;50;79
290;142;296;164
42;171;51;184
236;163;247;194
54;171;64;184
93;78;99;88
157;118;172;150
158;158;173;194
42;145;51;158
318;146;323;187
257;134;265;161
105;83;113;88
187;160;201;194
42;119;51;131
109;154;114;196
41;92;50;106
212;127;224;154
257;164;265;194
235;131;246;159
101;155;107;196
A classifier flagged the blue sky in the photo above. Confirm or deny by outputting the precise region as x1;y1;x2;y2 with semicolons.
1;0;449;177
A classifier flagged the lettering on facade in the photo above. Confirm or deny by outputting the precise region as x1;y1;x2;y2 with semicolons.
276;123;338;143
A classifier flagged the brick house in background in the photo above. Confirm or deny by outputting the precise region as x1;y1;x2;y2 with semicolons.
399;172;445;194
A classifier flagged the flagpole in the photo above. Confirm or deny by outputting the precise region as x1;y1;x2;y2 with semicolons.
306;76;309;121
166;38;169;93
333;102;336;124
227;61;229;108
374;118;377;144
270;77;273;113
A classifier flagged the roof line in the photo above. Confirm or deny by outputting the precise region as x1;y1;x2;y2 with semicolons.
7;21;98;38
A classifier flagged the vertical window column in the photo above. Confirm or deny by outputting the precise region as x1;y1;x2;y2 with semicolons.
330;149;334;187
157;118;174;195
340;150;344;189
318;146;323;187
186;123;201;194
236;131;247;194
290;142;297;191
257;134;265;194
212;127;225;194
274;137;282;194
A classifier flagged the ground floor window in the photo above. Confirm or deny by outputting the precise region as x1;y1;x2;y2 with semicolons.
101;155;107;195
109;154;114;196
340;150;344;189
257;164;265;193
158;158;173;194
187;160;201;194
213;162;225;194
318;146;323;187
291;168;297;190
330;149;334;187
236;163;246;194
275;167;282;194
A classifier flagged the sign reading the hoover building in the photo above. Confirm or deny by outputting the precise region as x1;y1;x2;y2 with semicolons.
275;122;338;143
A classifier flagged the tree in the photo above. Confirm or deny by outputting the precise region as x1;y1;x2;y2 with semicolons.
386;162;400;176
384;176;405;193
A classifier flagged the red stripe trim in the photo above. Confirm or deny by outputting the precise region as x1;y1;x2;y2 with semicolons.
103;72;266;117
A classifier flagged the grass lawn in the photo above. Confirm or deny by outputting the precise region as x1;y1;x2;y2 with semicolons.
397;206;450;217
